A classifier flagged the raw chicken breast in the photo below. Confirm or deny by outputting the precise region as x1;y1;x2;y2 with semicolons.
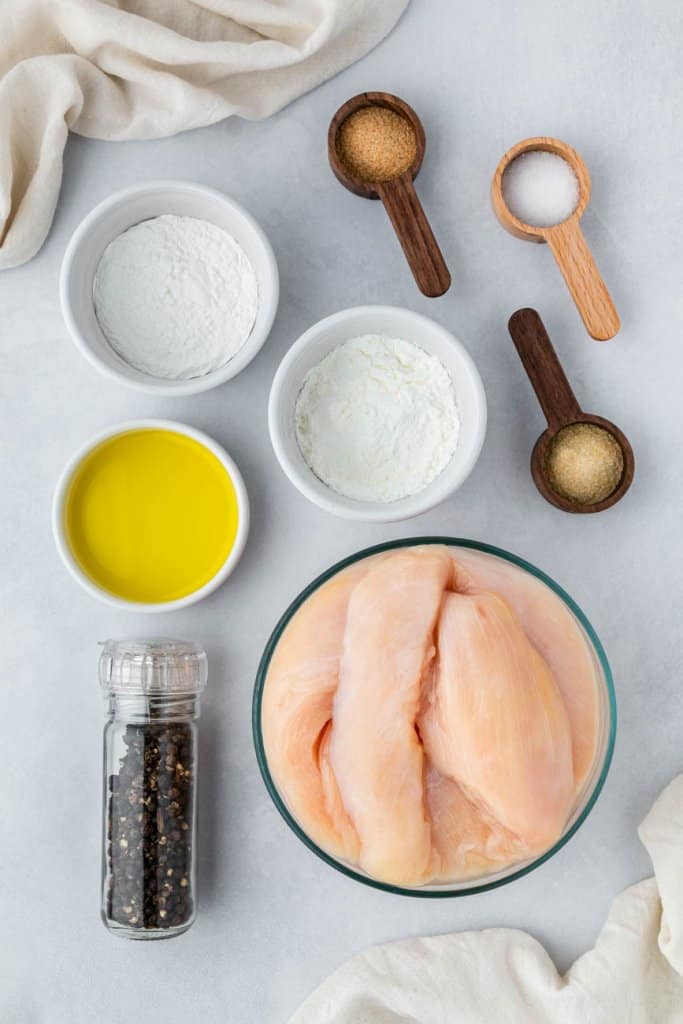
262;544;603;887
420;591;574;851
261;559;375;859
318;723;359;856
454;549;599;789
330;548;453;885
424;766;529;879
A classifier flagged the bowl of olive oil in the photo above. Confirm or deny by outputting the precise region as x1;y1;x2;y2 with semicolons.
52;419;249;611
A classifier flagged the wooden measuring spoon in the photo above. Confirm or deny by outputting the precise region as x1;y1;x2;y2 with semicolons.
508;308;634;513
328;92;450;298
493;138;619;341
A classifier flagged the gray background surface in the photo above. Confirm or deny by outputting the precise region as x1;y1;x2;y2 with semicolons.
2;1;681;1020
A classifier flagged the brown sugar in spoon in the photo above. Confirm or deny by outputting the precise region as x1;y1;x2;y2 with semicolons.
508;308;634;513
493;138;619;341
328;92;451;298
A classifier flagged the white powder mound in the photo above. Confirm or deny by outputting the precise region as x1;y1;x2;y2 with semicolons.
502;151;579;228
295;335;459;503
93;214;258;379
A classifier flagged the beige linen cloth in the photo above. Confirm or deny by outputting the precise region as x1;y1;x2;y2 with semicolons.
0;0;408;270
291;776;683;1023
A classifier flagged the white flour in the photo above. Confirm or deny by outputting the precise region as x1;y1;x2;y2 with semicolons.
295;335;459;503
93;214;258;379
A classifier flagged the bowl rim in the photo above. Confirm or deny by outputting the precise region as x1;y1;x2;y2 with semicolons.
52;418;250;612
267;305;487;523
59;179;279;397
252;536;616;897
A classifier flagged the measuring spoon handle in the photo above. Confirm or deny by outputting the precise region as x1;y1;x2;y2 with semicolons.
508;308;582;432
377;175;451;298
547;220;620;341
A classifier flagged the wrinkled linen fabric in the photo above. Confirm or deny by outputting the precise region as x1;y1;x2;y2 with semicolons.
291;776;683;1023
0;0;408;269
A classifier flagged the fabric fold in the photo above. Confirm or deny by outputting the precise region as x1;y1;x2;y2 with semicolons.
0;0;409;268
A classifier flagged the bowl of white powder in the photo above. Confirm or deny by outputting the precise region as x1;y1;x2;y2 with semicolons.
60;181;279;395
268;306;487;522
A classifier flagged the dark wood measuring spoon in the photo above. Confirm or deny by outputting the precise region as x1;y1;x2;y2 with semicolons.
508;308;634;513
328;92;451;298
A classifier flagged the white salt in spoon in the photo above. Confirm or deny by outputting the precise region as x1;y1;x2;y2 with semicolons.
492;137;620;341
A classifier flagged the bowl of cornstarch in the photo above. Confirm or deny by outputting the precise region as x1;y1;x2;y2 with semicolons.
268;306;487;522
60;181;279;395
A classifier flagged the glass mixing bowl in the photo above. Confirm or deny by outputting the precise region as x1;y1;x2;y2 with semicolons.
253;538;616;897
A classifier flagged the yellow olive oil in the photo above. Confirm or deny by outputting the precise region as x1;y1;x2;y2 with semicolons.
65;429;239;603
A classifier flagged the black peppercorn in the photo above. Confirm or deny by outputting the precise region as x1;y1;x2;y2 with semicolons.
106;723;195;932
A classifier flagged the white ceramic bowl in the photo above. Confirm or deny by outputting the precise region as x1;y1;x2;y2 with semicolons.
60;181;279;396
268;306;487;522
52;419;250;612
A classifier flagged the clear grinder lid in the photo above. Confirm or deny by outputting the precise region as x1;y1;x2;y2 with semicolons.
99;638;207;696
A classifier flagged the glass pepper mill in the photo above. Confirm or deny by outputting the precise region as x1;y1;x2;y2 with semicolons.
99;638;207;940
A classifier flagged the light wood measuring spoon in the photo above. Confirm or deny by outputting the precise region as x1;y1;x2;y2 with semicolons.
508;308;634;513
493;138;619;341
328;92;451;298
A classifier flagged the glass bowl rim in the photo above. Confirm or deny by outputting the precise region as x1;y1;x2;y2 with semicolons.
252;536;616;898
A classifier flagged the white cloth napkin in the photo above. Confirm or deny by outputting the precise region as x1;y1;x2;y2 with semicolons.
0;0;408;270
291;776;683;1023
